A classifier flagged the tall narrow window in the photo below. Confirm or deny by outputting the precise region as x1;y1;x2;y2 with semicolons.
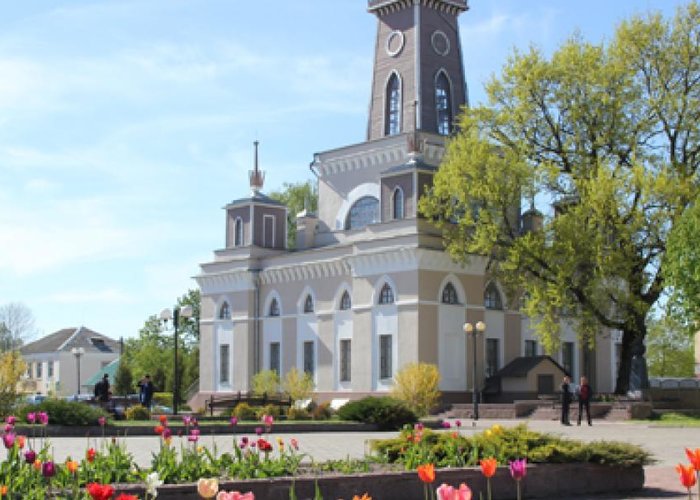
385;73;401;136
486;338;499;377
303;295;314;313
484;283;503;310
339;291;352;311
219;344;230;384
379;334;393;379
269;298;280;317
392;187;404;220
219;302;231;320
441;282;459;304
340;339;352;382
378;283;395;304
263;214;275;248
48;361;54;378
563;341;574;375
269;342;281;375
525;340;538;357
303;341;315;376
234;217;243;247
36;362;42;378
435;71;452;135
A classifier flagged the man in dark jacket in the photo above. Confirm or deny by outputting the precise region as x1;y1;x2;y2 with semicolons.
560;376;572;425
138;374;154;409
577;376;593;426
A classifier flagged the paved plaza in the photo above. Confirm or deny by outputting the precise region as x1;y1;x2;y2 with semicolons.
3;419;692;498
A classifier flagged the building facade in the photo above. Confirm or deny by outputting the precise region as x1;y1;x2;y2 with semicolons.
194;0;621;408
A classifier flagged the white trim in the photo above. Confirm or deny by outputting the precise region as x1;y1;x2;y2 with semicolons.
414;3;421;129
335;182;381;230
437;273;466;305
214;295;233;321
297;285;317;315
372;274;398;305
431;30;451;56
234;217;244;247
391;186;405;220
248;205;253;246
385;30;405;57
484;279;507;310
263;290;282;318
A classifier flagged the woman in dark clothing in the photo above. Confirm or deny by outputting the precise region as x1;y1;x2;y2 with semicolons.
560;376;572;425
577;376;593;426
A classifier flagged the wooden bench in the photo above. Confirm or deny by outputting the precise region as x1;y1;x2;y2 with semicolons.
206;392;292;416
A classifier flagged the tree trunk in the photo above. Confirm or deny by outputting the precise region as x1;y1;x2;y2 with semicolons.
614;318;649;395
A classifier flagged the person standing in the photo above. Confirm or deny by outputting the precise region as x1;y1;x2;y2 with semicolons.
138;374;154;409
96;374;110;403
577;376;593;426
560;375;572;425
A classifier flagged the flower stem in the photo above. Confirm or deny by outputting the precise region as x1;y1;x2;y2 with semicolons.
487;477;492;500
517;480;521;500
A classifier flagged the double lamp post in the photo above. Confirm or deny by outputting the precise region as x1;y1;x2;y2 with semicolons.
71;347;85;396
463;320;486;422
160;305;193;415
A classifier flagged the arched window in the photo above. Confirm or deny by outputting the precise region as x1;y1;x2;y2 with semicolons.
339;291;352;310
484;283;503;310
385;73;401;136
441;282;459;304
435;71;452;136
219;301;231;320
234;217;243;247
303;295;314;313
378;283;395;305
269;298;280;317
392;187;404;220
346;196;379;230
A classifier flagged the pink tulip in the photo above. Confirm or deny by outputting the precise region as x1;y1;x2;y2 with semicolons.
262;414;274;427
436;483;472;500
2;433;15;449
4;424;13;434
216;491;255;500
5;416;16;426
26;413;36;424
230;417;238;426
38;412;49;425
98;416;106;427
509;458;527;480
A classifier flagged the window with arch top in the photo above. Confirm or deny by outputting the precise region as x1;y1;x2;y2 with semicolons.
484;283;503;310
441;282;459;305
385;72;401;136
346;196;379;230
339;291;352;311
303;295;314;313
378;283;395;305
435;71;452;136
219;301;231;320
269;298;280;317
392;187;404;220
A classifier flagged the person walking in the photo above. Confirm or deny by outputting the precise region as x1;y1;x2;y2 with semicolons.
560;375;572;425
577;376;593;426
137;374;154;409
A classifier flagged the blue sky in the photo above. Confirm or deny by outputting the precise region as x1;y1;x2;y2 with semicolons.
0;0;689;342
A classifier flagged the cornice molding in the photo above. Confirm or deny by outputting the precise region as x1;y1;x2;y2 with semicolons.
368;0;467;17
259;258;351;285
195;270;256;295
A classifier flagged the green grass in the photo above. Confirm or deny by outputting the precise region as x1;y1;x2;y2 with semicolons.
638;412;700;426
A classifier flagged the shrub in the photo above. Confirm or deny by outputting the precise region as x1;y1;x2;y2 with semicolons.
125;405;151;421
252;370;280;396
153;392;172;407
336;396;417;430
231;402;257;420
311;401;333;420
281;367;314;404
391;362;441;417
0;351;26;416
286;407;311;421
17;399;109;426
255;404;281;419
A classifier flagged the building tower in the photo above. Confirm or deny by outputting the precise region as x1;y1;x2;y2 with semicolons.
366;0;469;140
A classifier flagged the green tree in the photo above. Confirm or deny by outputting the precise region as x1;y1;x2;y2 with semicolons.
252;369;281;396
0;351;26;415
114;361;134;396
281;367;314;404
419;3;700;393
269;181;318;249
665;199;700;324
646;315;695;377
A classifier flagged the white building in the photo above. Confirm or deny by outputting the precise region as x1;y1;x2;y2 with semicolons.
192;0;621;410
20;326;120;397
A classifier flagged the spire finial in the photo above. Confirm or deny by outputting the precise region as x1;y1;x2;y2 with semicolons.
249;140;265;195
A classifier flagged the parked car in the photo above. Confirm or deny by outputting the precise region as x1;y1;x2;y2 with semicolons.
25;394;46;405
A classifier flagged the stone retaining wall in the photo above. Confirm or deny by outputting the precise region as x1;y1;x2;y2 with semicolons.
113;463;644;499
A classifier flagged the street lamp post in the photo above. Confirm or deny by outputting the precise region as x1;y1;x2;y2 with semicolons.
71;347;85;396
160;305;193;415
463;321;486;422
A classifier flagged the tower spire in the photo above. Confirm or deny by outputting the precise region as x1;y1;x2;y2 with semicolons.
249;140;265;195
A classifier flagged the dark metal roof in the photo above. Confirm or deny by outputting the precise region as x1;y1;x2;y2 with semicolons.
381;158;437;176
225;192;285;208
496;355;569;378
20;327;119;355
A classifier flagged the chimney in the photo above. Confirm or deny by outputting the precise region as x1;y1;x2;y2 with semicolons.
295;209;318;250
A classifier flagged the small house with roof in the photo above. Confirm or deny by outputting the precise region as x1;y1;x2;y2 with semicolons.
20;327;120;397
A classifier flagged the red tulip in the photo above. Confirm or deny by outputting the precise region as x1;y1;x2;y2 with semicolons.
87;482;115;500
686;448;700;471
480;457;497;478
417;463;436;483
677;463;697;489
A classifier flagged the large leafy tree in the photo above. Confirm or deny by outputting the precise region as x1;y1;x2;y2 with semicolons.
665;199;700;323
420;3;700;393
0;302;37;351
269;181;318;249
646;315;695;377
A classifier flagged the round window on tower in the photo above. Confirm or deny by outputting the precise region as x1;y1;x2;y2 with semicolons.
386;30;405;57
431;30;450;56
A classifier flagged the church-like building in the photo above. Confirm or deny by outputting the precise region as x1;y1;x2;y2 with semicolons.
193;0;622;409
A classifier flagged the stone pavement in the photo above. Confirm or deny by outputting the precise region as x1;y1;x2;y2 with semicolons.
2;419;693;498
